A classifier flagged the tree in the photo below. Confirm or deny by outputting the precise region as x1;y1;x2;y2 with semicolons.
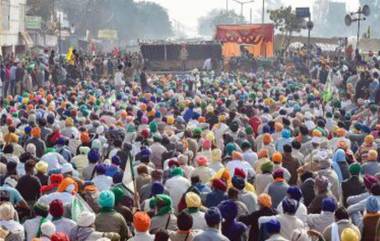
198;9;246;37
134;2;173;39
26;0;173;41
268;6;303;51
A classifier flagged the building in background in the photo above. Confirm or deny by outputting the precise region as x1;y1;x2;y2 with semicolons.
0;0;30;57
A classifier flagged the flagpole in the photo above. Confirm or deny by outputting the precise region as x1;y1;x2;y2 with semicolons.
128;152;140;210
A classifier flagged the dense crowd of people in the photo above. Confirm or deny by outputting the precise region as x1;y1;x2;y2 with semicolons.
0;46;379;241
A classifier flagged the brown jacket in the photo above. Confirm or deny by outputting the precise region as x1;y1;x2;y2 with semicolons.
282;154;300;185
362;213;380;241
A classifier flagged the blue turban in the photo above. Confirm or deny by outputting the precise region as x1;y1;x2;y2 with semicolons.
287;186;303;201
218;200;238;221
151;182;164;196
111;155;121;166
192;112;200;120
205;207;222;226
282;197;298;215
322;197;337;212
56;137;66;146
366;196;379;212
262;125;271;134
95;164;107;175
265;219;281;234
281;129;291;139
88;149;100;163
231;176;245;190
140;148;150;158
112;171;123;184
361;125;371;134
332;149;346;163
24;126;32;134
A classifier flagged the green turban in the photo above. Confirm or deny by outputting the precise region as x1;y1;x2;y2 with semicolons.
225;143;236;156
245;126;253;135
150;194;172;216
170;167;184;177
349;163;362;176
111;186;126;204
261;161;274;173
192;127;202;137
149;121;158;133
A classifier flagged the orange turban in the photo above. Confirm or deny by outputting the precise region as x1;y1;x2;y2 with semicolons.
198;116;206;123
120;111;128;119
258;149;269;158
337;141;348;150
4;133;18;144
57;177;78;194
232;151;243;160
272;152;283;163
275;122;284;132
140;103;147;111
27;104;34;112
312;129;322;137
258;193;272;208
133;212;151;232
80;132;90;144
31;127;41;138
336;128;346;137
220;168;231;182
263;134;273;145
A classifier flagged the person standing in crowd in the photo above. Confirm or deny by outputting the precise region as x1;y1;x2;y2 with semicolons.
193;207;229;241
0;43;380;241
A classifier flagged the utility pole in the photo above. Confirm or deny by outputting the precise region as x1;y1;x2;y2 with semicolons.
250;8;253;23
226;0;229;11
344;4;370;49
261;0;264;24
231;0;254;18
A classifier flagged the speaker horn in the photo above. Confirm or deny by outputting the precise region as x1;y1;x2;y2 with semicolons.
345;14;352;26
362;5;370;17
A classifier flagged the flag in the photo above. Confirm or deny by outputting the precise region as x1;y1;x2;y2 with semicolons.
66;48;74;65
322;79;333;103
122;153;135;193
71;195;93;222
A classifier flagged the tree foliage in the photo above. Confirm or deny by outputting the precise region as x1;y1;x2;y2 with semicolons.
26;0;173;40
267;6;303;50
198;9;246;37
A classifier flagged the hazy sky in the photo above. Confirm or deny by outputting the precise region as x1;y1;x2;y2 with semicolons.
138;0;359;32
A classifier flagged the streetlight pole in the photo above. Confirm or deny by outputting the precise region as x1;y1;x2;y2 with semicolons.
250;8;253;24
231;0;254;19
357;9;361;48
344;5;370;49
262;0;264;24
58;12;61;56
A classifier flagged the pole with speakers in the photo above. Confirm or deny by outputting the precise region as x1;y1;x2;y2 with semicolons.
344;5;370;49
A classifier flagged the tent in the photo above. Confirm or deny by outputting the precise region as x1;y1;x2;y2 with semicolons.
215;24;274;58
